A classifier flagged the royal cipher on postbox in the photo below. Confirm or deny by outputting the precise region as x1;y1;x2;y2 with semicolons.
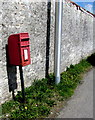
8;33;31;66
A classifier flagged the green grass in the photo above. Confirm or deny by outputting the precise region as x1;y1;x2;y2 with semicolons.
1;54;93;119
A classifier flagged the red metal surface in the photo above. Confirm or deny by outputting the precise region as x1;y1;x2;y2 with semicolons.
8;33;31;66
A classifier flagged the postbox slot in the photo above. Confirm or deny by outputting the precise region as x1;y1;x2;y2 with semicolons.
21;38;29;41
21;45;30;47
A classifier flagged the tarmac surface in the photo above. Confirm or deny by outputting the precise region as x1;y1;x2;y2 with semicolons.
57;68;94;118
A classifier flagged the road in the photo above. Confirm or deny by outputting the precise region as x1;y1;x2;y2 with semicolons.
57;68;94;118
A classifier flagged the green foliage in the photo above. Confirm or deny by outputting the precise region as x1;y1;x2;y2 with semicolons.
45;99;56;107
2;101;20;114
56;59;91;99
1;55;93;119
10;104;50;119
48;73;55;85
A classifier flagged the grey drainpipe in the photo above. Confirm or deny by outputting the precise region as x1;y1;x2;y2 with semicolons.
54;0;63;84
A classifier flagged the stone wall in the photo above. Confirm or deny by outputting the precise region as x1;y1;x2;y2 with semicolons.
60;1;94;72
0;0;94;104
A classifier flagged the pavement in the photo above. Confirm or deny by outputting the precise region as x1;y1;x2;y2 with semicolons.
57;68;94;118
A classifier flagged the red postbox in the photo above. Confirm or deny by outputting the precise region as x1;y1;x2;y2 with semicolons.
8;33;31;66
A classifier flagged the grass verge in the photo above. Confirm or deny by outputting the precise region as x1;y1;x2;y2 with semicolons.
1;54;94;119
